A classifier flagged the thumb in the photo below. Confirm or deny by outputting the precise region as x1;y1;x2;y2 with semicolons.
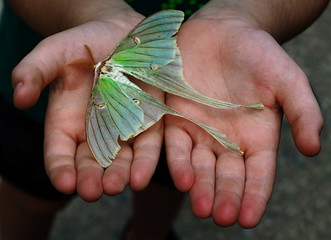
12;37;62;109
278;68;323;156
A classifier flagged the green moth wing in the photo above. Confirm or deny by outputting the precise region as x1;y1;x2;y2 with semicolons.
119;82;244;154
112;10;184;67
88;77;244;167
87;77;144;167
108;11;263;110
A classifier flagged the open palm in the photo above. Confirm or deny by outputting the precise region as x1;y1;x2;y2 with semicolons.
11;11;168;201
165;15;323;227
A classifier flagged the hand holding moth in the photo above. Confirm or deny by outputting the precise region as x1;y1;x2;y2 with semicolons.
86;10;263;168
10;0;324;230
11;2;166;200
164;5;323;228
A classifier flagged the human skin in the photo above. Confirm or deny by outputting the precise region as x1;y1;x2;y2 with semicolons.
9;0;327;228
164;0;327;227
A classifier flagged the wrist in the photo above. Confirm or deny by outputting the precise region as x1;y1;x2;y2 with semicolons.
67;0;142;31
7;0;142;36
193;0;329;43
190;1;271;35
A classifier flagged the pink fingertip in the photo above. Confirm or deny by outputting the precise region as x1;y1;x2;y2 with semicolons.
13;80;41;109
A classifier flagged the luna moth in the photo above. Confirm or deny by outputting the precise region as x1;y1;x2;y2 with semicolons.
86;10;264;167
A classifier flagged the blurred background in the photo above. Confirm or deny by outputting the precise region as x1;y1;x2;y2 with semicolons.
1;1;331;239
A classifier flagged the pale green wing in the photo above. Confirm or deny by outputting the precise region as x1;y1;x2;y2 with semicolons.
118;82;244;155
107;10;263;110
116;49;263;109
86;77;144;167
112;10;184;67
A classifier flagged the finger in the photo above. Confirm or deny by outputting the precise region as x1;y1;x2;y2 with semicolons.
12;33;92;109
278;69;323;156
130;122;164;191
237;150;276;228
44;71;92;198
44;128;77;195
165;116;195;192
102;143;133;196
12;38;62;109
211;152;245;226
189;146;217;219
44;107;100;200
75;142;104;202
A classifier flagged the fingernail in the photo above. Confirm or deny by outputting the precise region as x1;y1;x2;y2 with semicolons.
14;81;23;94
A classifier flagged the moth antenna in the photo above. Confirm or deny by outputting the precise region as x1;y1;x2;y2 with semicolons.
67;45;96;69
84;44;97;67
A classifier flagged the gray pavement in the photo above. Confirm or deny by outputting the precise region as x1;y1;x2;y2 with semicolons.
36;3;331;240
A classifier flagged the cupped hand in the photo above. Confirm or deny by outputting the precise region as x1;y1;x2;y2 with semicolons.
11;9;163;201
165;11;323;228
